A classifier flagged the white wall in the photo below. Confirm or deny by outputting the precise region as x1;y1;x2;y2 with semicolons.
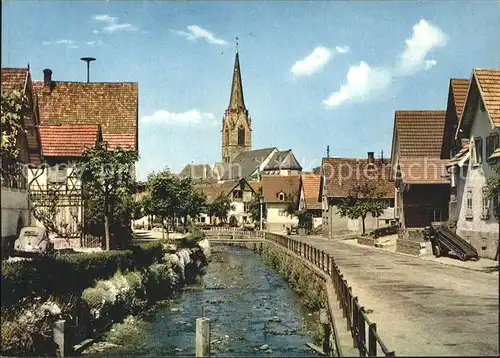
266;203;298;232
1;187;29;238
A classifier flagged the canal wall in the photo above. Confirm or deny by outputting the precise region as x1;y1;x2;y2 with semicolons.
0;238;211;357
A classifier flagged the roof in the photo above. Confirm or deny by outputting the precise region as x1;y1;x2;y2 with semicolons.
322;157;394;198
178;164;217;183
1;68;28;93
264;150;302;171
450;78;469;120
489;148;500;161
475;69;500;126
395;110;446;157
102;133;136;151
398;158;449;184
215;147;276;180
39;124;100;157
301;173;321;209
250;180;262;193
33;78;138;151
262;175;300;203
195;180;240;204
228;52;246;111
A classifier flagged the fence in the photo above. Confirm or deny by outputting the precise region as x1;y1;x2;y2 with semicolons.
209;228;395;357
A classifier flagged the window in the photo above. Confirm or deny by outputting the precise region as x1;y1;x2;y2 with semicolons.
47;166;67;184
486;133;499;159
473;137;483;164
233;190;243;200
238;126;245;146
278;210;287;216
243;203;250;212
200;216;206;223
278;192;285;201
225;129;229;144
481;187;490;220
466;188;473;219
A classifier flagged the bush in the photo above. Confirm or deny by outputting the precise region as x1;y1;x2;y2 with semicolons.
1;242;164;311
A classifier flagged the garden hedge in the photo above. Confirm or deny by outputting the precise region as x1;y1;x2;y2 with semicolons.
1;241;164;310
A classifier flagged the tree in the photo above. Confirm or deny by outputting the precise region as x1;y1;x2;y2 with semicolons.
336;182;386;235
485;160;500;261
248;189;267;224
146;169;181;240
177;177;207;232
1;89;27;179
296;210;313;233
207;193;235;224
81;143;139;250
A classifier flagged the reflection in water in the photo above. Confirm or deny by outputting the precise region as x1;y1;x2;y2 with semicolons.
89;246;319;357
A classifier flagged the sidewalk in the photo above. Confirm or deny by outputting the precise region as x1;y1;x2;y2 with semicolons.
308;235;499;274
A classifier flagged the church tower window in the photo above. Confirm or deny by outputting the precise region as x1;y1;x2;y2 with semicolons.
238;126;245;146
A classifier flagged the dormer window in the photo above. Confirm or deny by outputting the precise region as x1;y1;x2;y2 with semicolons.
233;189;243;200
278;192;285;201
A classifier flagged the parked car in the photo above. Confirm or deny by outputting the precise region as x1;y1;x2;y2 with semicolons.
14;227;54;257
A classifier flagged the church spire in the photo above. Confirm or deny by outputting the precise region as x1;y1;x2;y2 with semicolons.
228;48;246;111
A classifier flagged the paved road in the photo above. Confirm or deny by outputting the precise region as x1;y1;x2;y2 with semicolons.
294;236;499;356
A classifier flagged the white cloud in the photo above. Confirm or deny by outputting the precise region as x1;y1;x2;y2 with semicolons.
397;19;447;75
291;45;349;77
86;40;104;46
141;109;216;125
93;13;138;34
173;25;228;45
42;39;79;49
322;61;391;108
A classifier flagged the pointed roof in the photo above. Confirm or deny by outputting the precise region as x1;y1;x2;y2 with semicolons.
228;52;246;110
39;124;101;157
263;150;303;171
450;78;469;120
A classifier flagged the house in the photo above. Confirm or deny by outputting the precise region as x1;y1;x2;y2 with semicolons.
214;147;302;181
298;173;322;229
29;124;103;241
178;164;217;183
195;178;260;225
320;153;395;238
261;175;300;233
1;67;43;254
28;68;138;245
389;110;450;234
449;68;500;260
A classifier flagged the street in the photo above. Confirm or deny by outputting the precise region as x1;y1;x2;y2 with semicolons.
295;236;499;356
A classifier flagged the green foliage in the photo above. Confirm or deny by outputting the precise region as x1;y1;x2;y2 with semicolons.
1;242;163;311
81;143;139;250
336;182;386;235
1;89;27;179
207;193;235;223
296;210;313;232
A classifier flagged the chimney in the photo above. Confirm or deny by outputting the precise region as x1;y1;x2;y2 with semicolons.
43;69;52;92
367;151;375;163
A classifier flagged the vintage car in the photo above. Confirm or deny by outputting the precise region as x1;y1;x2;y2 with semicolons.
14;227;54;256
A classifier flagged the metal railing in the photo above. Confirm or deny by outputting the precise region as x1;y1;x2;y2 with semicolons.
209;228;395;357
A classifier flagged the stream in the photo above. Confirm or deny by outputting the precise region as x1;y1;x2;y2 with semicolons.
84;246;321;357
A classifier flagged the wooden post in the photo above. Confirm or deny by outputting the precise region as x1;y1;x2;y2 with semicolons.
196;317;210;357
352;297;359;348
53;319;65;358
359;308;366;357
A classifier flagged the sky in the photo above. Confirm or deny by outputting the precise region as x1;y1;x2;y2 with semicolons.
2;1;500;181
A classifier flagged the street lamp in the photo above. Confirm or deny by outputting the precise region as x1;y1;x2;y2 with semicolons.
259;197;264;231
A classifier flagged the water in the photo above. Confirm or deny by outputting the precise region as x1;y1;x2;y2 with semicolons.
88;246;320;357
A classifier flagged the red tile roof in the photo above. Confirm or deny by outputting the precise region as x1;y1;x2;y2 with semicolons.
1;68;27;93
301;173;321;209
262;175;300;203
195;181;240;204
450;78;469;120
102;133;136;150
398;158;449;184
33;79;138;150
475;69;500;126
395;110;446;157
322;157;394;198
39;124;99;157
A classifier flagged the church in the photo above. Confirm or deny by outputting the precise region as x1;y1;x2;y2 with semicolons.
179;50;302;183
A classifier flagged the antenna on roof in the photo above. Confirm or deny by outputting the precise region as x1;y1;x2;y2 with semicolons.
326;145;330;158
80;57;96;83
381;149;384;161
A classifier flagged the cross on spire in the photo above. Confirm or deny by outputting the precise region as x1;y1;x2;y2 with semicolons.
235;36;239;53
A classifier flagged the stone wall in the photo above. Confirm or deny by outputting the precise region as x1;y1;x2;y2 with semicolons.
357;236;376;246
396;238;425;256
456;229;499;260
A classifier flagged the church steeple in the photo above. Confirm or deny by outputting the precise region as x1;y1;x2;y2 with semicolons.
228;52;246;111
221;45;252;163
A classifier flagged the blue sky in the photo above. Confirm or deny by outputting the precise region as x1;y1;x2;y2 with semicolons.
3;1;500;180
